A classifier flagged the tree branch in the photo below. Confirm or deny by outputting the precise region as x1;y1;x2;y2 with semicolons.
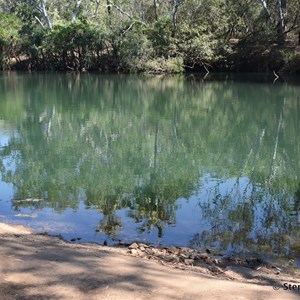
110;2;133;20
34;15;44;28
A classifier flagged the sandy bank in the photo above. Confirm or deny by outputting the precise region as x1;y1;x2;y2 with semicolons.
0;222;299;300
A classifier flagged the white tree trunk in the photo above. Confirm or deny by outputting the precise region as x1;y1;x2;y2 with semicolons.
153;0;158;20
94;0;100;18
258;0;272;21
41;0;52;29
277;0;285;38
171;0;181;35
72;0;82;22
28;0;52;29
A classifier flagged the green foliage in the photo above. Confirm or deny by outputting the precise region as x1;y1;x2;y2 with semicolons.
177;24;220;65
144;57;184;74
0;13;22;41
117;28;154;72
0;13;23;68
279;51;300;74
42;21;108;70
20;26;45;59
146;17;174;57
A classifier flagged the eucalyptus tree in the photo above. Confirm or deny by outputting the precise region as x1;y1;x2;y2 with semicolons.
257;0;300;43
20;0;53;29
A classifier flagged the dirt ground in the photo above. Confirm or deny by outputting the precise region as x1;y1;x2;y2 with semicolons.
0;222;300;300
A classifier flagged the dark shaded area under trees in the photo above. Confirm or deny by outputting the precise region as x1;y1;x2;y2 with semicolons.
0;0;300;74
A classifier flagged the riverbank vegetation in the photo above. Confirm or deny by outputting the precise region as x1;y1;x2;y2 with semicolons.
0;1;300;73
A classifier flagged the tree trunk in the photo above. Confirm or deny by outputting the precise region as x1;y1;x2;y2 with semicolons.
153;0;158;21
276;0;286;44
40;0;52;29
171;0;180;36
107;0;111;15
172;2;177;35
258;0;272;22
94;0;100;18
28;0;52;29
72;0;82;22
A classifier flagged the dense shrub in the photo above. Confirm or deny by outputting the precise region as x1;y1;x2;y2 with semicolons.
42;22;108;71
0;13;22;68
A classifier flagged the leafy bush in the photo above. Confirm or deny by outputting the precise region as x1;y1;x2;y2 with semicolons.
145;17;175;57
42;21;107;71
0;13;23;68
117;28;154;72
144;57;184;74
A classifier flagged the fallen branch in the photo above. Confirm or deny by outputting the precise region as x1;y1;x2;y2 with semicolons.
273;70;279;83
203;63;210;74
184;62;196;69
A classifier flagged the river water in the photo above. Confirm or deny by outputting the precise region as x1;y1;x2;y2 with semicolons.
0;72;299;266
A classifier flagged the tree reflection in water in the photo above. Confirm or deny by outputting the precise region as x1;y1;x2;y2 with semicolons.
0;73;299;263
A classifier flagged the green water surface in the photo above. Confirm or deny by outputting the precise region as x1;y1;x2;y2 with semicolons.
0;72;299;266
